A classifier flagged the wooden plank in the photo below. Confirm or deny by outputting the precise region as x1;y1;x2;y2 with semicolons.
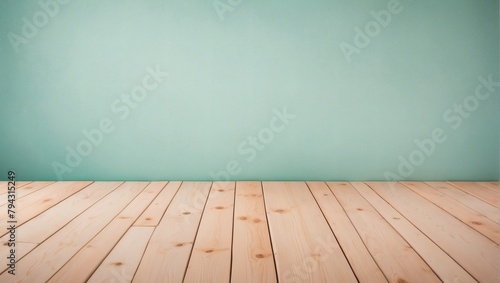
0;181;53;206
0;181;33;198
6;181;34;187
87;227;154;283
134;181;180;226
184;182;235;282
477;182;499;192
0;182;121;275
0;181;33;190
133;182;212;283
366;182;500;283
0;182;148;283
263;182;357;283
231;181;277;283
17;182;122;244
0;181;93;237
450;182;499;207
328;182;440;283
1;180;497;282
307;181;387;283
352;182;477;283
48;182;165;283
403;182;500;245
0;242;38;275
427;182;500;224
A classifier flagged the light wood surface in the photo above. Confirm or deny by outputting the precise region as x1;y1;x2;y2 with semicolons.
0;181;51;206
87;226;155;283
427;181;500;224
184;182;235;282
0;182;147;283
367;182;500;283
329;182;441;283
133;182;212;283
263;182;357;282
477;182;500;192
0;182;122;275
18;182;122;244
307;181;387;283
0;181;498;283
134;181;181;226
450;182;499;207
403;181;500;245
48;181;164;283
0;181;92;237
231;181;277;283
353;182;478;283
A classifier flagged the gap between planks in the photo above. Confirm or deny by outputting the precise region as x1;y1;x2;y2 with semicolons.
1;181;498;283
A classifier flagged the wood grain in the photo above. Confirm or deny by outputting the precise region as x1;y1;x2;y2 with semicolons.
353;182;477;283
133;182;212;283
87;227;154;283
0;182;147;283
308;181;387;283
427;182;500;224
263;182;357;283
184;182;235;282
18;182;122;244
48;182;163;283
329;182;441;283
367;182;500;283
0;181;48;206
231;181;277;283
134;181;180;226
403;181;500;245
0;181;92;237
450;182;499;207
477;182;500;192
0;181;497;282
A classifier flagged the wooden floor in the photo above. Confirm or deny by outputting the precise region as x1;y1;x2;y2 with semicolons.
0;181;499;283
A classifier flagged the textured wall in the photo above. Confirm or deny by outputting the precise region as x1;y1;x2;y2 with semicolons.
1;0;498;181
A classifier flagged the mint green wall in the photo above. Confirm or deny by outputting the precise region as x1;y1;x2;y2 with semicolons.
1;0;498;181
